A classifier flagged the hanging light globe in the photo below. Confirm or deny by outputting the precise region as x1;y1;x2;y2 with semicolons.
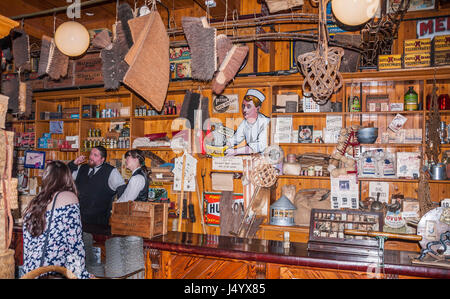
54;21;90;57
331;0;380;27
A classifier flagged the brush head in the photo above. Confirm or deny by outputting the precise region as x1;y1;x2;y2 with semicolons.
182;17;217;81
212;45;249;95
11;29;30;71
216;34;233;68
37;35;52;77
118;3;134;48
101;40;129;91
92;30;112;50
47;39;69;80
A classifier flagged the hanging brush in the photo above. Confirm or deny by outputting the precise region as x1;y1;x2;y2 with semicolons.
216;34;233;68
37;35;52;77
212;45;249;95
91;30;112;50
47;38;69;80
11;28;30;71
182;16;217;81
117;2;134;48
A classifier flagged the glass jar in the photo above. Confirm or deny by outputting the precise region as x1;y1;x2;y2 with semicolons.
438;94;450;110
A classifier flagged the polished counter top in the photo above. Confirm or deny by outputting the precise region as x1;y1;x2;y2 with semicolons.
144;231;450;279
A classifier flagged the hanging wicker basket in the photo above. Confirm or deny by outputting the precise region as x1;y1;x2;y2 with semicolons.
0;249;15;279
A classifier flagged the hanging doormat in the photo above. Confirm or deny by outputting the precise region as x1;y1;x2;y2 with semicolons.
123;11;169;112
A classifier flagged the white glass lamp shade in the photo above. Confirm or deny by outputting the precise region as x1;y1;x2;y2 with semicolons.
331;0;380;26
54;21;90;57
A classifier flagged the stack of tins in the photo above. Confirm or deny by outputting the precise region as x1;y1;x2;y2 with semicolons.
0;95;17;278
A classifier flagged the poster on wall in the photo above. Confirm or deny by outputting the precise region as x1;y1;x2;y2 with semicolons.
203;192;244;226
387;0;436;13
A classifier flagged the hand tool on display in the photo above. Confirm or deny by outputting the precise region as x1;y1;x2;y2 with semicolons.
413;207;450;268
195;178;207;234
344;229;423;272
177;154;186;232
230;157;278;238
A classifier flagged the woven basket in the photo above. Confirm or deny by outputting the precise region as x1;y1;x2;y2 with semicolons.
0;249;15;279
0;131;13;180
0;178;18;210
21;265;77;279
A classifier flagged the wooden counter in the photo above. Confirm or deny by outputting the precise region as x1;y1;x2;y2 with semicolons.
143;231;450;279
12;227;449;279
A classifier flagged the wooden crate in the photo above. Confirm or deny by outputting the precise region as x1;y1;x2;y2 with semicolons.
110;202;168;239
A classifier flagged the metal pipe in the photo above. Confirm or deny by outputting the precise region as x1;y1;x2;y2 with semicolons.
10;0;113;20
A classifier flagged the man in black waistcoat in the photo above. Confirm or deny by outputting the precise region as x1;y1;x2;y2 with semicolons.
68;146;126;229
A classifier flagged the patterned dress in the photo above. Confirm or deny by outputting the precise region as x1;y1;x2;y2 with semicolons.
23;203;90;279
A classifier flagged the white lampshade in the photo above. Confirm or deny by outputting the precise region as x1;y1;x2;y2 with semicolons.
54;21;90;57
331;0;380;26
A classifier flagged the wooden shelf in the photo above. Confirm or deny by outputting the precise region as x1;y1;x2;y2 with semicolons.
133;115;179;120
81;117;130;122
359;143;423;147
278;175;329;180
277;143;338;147
36;118;79;122
135;146;173;151
358;177;418;183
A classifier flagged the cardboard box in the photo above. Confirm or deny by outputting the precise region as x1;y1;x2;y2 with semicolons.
366;94;389;112
433;50;450;66
75;71;103;86
404;38;431;54
378;54;402;70
433;35;450;52
403;52;431;68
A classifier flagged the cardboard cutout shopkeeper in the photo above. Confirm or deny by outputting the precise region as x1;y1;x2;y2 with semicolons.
225;89;270;156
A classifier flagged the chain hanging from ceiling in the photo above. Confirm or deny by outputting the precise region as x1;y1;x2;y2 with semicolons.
425;77;442;165
360;0;411;68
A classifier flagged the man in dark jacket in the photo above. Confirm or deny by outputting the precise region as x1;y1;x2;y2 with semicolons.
68;146;126;229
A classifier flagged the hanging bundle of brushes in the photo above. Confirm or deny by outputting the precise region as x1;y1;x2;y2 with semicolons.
297;0;344;104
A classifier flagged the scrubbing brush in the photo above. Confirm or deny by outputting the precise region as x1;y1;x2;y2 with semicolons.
117;2;134;48
91;29;112;50
212;45;249;95
216;34;233;67
182;16;217;81
47;38;69;80
37;35;52;77
11;29;30;71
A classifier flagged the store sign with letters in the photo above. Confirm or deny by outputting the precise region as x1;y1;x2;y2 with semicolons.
203;192;244;226
417;17;450;39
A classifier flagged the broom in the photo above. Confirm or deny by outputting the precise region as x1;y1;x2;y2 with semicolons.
182;16;217;81
212;45;249;95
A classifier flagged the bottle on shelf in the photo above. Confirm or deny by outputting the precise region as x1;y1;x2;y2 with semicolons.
404;86;418;111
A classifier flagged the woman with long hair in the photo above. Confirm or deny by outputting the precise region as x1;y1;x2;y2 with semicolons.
22;160;90;279
116;149;150;202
